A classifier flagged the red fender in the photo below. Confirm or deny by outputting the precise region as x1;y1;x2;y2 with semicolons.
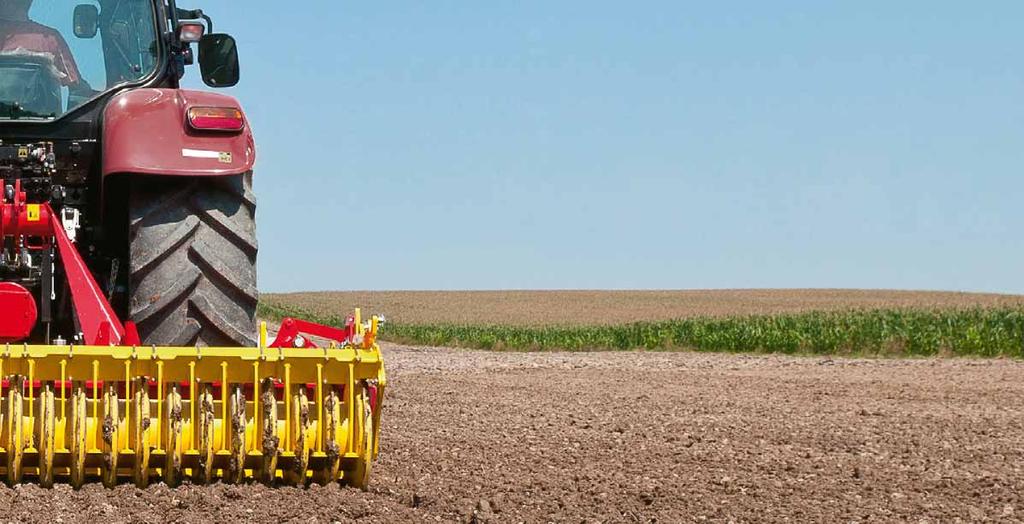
102;88;256;177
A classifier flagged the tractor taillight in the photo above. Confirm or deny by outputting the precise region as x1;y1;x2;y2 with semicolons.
178;22;205;43
187;107;244;131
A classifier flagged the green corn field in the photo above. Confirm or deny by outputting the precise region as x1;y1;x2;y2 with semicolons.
259;302;1024;357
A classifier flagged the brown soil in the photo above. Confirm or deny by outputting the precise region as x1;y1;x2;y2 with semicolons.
3;344;1022;522
264;289;1024;326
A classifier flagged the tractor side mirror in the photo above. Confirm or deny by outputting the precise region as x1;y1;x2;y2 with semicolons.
73;4;99;39
198;33;240;88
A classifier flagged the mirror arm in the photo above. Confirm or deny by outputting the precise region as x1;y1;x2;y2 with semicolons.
174;7;195;20
175;7;213;33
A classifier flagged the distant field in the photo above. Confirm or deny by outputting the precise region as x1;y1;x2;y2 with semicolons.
262;289;1024;327
259;290;1024;356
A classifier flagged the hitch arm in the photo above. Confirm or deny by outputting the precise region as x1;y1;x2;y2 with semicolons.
47;205;125;345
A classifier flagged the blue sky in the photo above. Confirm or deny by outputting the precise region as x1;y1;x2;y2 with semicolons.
183;1;1023;293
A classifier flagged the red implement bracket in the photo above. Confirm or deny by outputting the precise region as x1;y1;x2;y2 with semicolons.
269;317;355;348
0;182;125;345
47;205;126;345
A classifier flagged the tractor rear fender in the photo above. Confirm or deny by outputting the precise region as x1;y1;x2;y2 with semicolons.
102;88;256;177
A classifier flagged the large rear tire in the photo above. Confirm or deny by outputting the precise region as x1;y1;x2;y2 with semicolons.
129;173;258;347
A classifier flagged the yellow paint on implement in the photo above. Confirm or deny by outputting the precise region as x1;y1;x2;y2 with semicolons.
38;382;55;487
5;376;23;485
0;331;385;486
132;376;151;487
69;381;87;487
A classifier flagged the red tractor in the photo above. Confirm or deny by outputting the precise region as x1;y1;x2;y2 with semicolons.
1;0;257;347
0;1;386;488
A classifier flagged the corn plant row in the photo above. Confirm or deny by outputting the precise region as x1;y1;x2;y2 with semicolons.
259;303;1024;357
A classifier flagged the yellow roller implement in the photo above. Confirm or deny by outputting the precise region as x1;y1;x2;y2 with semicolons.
0;312;386;488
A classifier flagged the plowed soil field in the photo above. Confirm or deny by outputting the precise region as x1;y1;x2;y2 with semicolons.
7;343;1023;522
264;289;1024;326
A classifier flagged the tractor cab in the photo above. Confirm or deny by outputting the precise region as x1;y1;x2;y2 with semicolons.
0;0;236;122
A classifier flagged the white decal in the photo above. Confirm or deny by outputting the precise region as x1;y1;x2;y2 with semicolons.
181;148;222;159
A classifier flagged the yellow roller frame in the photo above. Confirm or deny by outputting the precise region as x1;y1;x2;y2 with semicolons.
6;375;24;486
347;386;375;489
100;382;118;488
164;383;183;486
132;376;150;487
38;382;55;487
316;387;344;485
194;384;215;484
286;383;313;485
69;381;87;488
259;377;278;484
0;323;385;487
226;383;246;484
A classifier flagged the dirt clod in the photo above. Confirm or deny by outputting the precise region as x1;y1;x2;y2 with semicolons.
101;416;114;446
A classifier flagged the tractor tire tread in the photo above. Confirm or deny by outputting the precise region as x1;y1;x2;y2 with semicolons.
129;173;258;347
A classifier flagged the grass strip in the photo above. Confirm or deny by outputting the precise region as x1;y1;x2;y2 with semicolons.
258;302;1024;357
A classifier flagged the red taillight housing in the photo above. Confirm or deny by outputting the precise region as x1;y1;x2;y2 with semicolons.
178;22;205;43
187;106;244;131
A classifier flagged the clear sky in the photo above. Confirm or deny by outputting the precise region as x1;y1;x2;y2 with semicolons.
183;1;1024;293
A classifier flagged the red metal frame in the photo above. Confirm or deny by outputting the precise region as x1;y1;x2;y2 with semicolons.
0;181;128;345
268;317;379;411
269;316;356;348
48;205;126;345
102;89;256;178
